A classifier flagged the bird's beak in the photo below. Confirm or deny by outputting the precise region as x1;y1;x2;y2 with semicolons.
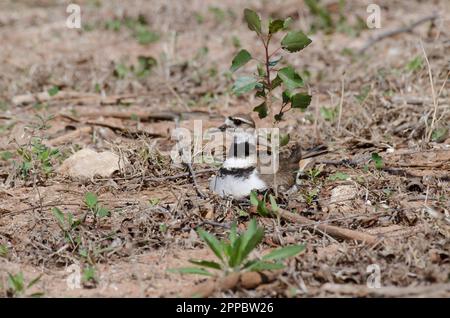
218;123;230;131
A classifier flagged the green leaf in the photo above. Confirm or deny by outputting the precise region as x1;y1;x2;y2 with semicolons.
283;17;293;29
269;19;284;34
229;222;238;245
96;206;110;218
188;259;222;270
47;86;60;97
27;274;42;289
52;207;65;228
431;127;448;143
197;228;224;262
84;192;98;210
168;267;213;276
268;56;282;67
262;245;305;261
0;245;8;258
328;172;350;181
230;49;252;72
232;76;258;96
243;8;261;34
82;266;96;282
291;93;312;110
281;31;312;53
371;153;384;169
279;133;290;147
246;261;285;271
405;55;423;72
271;75;282;90
250;190;260;206
278;67;304;90
239;220;264;264
1;151;13;161
253;102;268;119
269;195;279;213
356;85;370;103
8;273;24;292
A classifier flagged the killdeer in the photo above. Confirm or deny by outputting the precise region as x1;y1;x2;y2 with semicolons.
209;113;327;199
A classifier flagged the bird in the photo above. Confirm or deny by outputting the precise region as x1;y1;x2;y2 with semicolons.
209;113;327;199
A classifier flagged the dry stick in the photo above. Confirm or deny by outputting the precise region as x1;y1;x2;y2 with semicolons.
181;271;281;298
420;41;439;142
359;13;439;53
276;208;378;245
322;282;450;297
337;75;345;133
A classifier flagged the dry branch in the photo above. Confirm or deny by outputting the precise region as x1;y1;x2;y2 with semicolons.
277;208;378;245
12;91;137;106
322;283;450;297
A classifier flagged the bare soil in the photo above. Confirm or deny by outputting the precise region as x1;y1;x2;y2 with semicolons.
0;0;449;297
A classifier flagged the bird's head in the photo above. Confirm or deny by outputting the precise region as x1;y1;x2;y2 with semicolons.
218;113;255;131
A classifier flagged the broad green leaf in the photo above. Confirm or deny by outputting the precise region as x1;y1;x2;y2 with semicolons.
282;90;292;104
262;245;305;261
328;172;350;181
48;86;60;97
52;207;65;228
431;127;448;143
278;67;304;90
257;199;270;217
406;55;422;72
188;259;222;270
197;228;224;262
283;17;293;29
96;206;110;218
291;93;312;110
168;267;213;276
269;19;284;34
1;151;13;161
84;192;98;209
232;76;258;96
253;102;268;119
371;153;384;169
271;75;282;90
281;31;312;53
247;261;285;271
279;133;290;147
257;64;266;77
244;8;261;34
230;49;252;72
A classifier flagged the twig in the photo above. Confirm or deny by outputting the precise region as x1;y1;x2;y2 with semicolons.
420;41;439;142
337;75;345;133
276;208;378;245
359;13;439;53
322;283;450;297
185;162;207;199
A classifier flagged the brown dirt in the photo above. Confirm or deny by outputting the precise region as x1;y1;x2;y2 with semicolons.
0;0;449;297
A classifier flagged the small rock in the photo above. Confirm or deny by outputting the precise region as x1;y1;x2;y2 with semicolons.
58;148;121;180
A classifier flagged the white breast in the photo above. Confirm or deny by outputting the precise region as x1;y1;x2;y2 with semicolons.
210;169;267;200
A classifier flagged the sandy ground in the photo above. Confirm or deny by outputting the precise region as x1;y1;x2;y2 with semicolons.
0;0;449;297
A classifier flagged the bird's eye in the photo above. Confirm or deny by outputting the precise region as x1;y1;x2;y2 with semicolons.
233;119;242;126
